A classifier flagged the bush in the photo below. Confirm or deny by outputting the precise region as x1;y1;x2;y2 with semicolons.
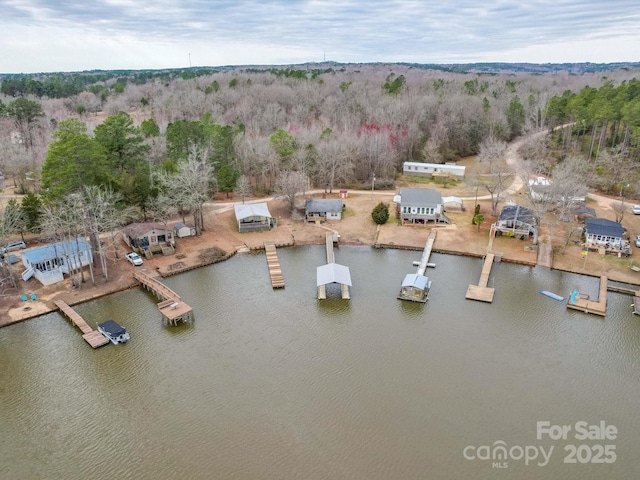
371;202;389;225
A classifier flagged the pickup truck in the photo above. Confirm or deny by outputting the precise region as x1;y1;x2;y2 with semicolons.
125;252;144;266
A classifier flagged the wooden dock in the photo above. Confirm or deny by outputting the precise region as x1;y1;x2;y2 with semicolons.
633;296;640;315
264;242;285;288
567;275;608;316
317;233;351;300
54;299;109;348
325;233;336;263
134;270;194;325
465;253;496;303
416;230;437;276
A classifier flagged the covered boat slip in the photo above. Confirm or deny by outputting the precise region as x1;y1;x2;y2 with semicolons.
317;233;352;300
397;230;436;303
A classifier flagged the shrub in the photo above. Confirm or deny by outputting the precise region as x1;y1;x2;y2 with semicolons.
371;202;389;225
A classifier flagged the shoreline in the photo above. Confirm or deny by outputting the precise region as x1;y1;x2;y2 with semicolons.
3;238;638;328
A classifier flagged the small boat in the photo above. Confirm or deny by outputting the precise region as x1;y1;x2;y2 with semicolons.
98;320;130;344
540;290;565;301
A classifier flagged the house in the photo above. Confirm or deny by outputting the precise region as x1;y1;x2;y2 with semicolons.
123;222;175;257
234;203;274;232
584;218;630;254
305;198;343;223
394;188;448;225
403;162;466;179
21;238;93;286
494;204;536;236
174;223;195;238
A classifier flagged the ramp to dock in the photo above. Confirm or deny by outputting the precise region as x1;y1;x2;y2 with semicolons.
54;299;109;348
416;230;437;276
134;270;193;325
465;253;496;303
567;276;607;316
264;242;285;288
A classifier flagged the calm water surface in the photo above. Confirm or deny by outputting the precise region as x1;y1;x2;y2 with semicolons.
1;246;639;479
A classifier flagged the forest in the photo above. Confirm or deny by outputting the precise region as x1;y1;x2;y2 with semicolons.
1;63;639;246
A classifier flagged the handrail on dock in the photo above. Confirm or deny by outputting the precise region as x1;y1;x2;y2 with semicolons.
134;270;193;325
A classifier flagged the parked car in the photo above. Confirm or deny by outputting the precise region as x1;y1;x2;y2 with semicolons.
1;240;26;253
636;235;640;248
125;252;143;266
632;205;640;215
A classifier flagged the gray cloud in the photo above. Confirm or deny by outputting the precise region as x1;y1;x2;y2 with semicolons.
1;0;639;71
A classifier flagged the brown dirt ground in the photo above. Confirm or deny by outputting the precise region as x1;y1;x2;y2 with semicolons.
2;187;640;327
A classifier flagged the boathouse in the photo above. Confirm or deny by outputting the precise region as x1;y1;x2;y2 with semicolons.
305;198;343;223
317;262;352;299
395;188;448;225
234;203;274;232
123;222;175;257
397;273;431;303
21;238;93;286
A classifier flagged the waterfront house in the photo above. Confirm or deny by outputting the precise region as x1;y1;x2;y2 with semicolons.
123;222;175;257
584;218;629;254
494;204;536;236
234;203;274;232
305;198;343;223
394;188;448;225
173;223;195;238
21;238;93;286
403;162;466;179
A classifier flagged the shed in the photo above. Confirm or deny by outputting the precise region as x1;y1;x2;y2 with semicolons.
174;223;195;238
234;202;273;232
305;198;343;223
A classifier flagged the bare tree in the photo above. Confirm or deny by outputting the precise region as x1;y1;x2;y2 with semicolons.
275;170;309;213
234;174;252;204
476;137;511;216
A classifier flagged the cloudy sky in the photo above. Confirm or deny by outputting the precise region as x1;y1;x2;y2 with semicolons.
1;0;639;73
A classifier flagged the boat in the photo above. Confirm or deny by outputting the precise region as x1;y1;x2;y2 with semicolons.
540;290;565;301
97;320;130;344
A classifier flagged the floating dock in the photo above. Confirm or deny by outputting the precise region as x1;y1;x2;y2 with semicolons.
540;290;565;301
465;253;496;303
566;276;607;316
134;270;194;325
54;299;109;348
264;242;285;288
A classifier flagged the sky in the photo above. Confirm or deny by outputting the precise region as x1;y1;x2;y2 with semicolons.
1;0;640;73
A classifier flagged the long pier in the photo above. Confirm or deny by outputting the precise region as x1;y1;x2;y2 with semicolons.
465;253;496;303
54;299;110;348
134;270;193;325
416;230;437;276
567;275;608;316
317;232;351;300
264;242;285;288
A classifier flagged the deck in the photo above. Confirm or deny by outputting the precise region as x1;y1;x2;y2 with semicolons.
465;253;496;303
567;276;608;316
54;299;110;348
134;270;194;325
416;230;437;276
264;242;285;288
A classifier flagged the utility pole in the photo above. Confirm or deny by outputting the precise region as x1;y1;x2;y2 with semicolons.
371;173;376;199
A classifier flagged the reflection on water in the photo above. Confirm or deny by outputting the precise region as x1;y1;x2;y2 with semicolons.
1;246;639;479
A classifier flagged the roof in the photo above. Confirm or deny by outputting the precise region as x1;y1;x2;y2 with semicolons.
234;202;272;220
585;218;624;238
401;273;430;290
305;198;343;213
442;196;463;205
403;161;465;171
398;188;442;207
22;238;91;264
123;222;169;238
573;206;596;217
498;204;535;225
98;320;127;336
316;263;352;286
173;222;193;230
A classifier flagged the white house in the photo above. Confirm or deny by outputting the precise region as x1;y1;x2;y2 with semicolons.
584;218;629;254
394;188;448;225
21;238;93;286
403;162;466;179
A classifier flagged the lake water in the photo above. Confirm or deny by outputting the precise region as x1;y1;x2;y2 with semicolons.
1;246;639;479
